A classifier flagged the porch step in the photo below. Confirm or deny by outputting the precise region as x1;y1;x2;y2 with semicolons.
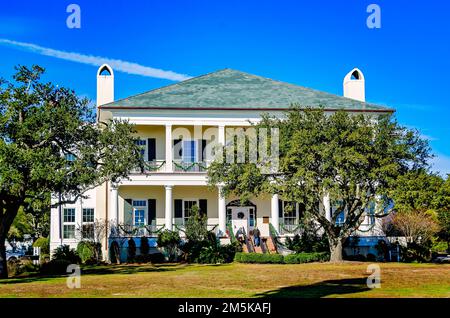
265;236;278;254
241;235;271;254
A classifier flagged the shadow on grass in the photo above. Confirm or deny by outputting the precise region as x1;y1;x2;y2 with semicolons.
1;263;185;284
255;278;371;298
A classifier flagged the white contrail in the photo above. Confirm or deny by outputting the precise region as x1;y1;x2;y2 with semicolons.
0;38;191;81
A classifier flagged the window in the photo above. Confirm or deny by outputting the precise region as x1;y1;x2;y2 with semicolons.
183;199;198;223
83;208;94;223
65;153;76;162
63;208;76;239
282;202;297;226
64;208;75;223
332;200;345;226
365;201;376;225
182;140;196;163
249;207;256;227
134;139;147;160
226;208;232;224
132;200;147;227
82;208;95;239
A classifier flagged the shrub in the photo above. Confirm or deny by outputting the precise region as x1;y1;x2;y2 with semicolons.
40;259;72;275
284;252;330;264
127;238;136;261
234;252;330;264
234;252;284;264
52;245;80;264
133;254;152;264
7;259;39;277
194;242;241;264
76;241;101;263
284;222;329;253
33;237;50;255
140;237;150;255
157;230;181;262
344;254;367;262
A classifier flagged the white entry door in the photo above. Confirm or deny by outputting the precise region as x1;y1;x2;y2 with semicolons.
231;207;249;236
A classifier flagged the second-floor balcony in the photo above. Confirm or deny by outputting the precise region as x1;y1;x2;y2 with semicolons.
132;159;211;174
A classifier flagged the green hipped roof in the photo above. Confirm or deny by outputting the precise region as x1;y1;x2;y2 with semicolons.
101;68;393;112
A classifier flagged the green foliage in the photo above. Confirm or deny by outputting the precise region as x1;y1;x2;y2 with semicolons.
184;204;208;242
157;230;181;262
194;241;242;264
283;252;330;264
208;107;431;261
234;252;329;264
140;237;150;255
7;259;39;277
40;259;72;275
33;237;50;255
52;245;80;264
401;243;433;263
285;226;329;253
76;241;100;264
0;65;143;277
234;252;284;264
180;205;237;264
127;239;136;261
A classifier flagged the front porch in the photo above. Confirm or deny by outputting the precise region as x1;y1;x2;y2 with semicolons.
107;185;304;240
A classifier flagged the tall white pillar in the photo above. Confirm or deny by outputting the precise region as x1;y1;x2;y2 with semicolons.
110;186;119;224
323;192;331;221
165;124;173;172
165;185;173;230
271;194;279;233
218;185;226;237
218;125;225;144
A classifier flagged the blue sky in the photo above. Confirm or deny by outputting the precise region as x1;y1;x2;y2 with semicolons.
1;0;449;174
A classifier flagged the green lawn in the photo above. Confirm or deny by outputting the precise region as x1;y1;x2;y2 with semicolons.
0;262;449;298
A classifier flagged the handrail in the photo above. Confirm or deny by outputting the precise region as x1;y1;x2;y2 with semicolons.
172;160;209;172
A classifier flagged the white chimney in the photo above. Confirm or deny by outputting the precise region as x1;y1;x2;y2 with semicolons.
96;64;114;107
343;68;365;102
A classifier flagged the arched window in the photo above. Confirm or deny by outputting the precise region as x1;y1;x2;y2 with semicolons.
99;65;112;76
351;70;361;80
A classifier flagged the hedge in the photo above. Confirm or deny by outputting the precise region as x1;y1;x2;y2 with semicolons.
284;252;330;264
234;252;329;264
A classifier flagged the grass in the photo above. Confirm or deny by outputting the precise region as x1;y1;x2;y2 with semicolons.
0;262;449;298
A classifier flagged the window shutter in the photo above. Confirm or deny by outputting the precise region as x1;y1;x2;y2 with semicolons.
147;138;156;162
199;199;207;217
201;139;207;161
174;199;183;218
173;139;182;159
278;199;283;218
124;198;133;225
148;199;156;225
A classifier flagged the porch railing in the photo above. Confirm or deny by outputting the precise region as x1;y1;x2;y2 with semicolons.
172;160;210;172
111;224;164;238
278;223;303;235
131;160;166;173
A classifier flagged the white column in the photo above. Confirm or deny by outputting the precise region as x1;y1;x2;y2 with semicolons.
218;185;226;237
218;125;225;144
271;194;279;233
110;185;118;224
165;124;173;172
323;192;331;221
165;185;173;230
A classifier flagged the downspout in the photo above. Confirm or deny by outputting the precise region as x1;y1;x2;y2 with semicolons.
105;181;108;253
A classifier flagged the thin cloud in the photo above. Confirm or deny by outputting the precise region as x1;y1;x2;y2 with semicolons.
430;153;450;177
0;38;191;81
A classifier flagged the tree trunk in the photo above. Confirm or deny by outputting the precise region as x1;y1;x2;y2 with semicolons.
329;238;344;262
0;204;21;278
0;237;7;279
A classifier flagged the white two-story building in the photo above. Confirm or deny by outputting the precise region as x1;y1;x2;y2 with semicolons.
50;65;392;261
